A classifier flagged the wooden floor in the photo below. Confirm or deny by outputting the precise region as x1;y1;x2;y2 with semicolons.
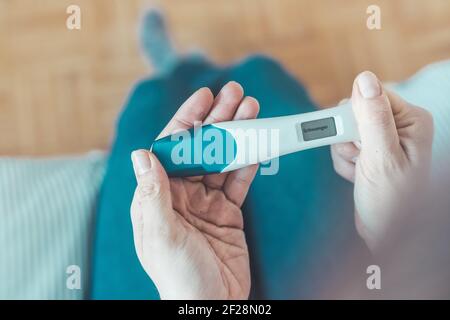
1;0;450;155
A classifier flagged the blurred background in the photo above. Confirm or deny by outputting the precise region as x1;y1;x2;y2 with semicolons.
1;0;450;156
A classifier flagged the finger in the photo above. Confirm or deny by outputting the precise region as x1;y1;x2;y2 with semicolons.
385;90;410;116
385;89;434;145
190;82;244;183
233;96;260;120
203;81;244;124
351;71;400;159
131;149;174;240
157;87;213;182
331;147;356;182
339;99;363;149
386;93;434;162
177;82;243;183
332;142;360;163
223;164;259;207
203;96;260;189
130;190;144;261
157;87;214;139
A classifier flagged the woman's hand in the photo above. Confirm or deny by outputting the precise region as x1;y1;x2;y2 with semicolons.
331;71;434;254
130;82;259;299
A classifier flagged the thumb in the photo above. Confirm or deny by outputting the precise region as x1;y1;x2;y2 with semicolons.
352;71;400;159
131;149;173;238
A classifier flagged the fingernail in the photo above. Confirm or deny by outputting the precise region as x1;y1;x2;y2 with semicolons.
131;150;152;175
352;156;359;163
357;71;381;98
354;140;361;150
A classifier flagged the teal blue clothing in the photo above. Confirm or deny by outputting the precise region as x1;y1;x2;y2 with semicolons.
91;55;364;299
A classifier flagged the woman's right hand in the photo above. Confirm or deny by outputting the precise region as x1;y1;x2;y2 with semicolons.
331;71;434;254
130;82;259;300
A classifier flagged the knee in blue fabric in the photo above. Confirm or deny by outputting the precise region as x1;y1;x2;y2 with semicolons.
225;55;315;118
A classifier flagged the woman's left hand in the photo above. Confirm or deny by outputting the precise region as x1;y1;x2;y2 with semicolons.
331;72;434;254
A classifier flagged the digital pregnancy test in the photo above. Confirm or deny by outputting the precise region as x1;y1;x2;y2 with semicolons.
151;102;359;177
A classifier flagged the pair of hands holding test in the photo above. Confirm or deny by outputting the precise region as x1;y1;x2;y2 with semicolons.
130;71;434;299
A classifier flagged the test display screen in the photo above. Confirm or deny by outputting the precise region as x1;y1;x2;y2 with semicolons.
299;117;337;141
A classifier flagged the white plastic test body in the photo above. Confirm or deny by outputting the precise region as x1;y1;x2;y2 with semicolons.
151;102;360;177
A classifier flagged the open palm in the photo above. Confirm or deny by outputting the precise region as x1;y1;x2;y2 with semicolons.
130;82;259;299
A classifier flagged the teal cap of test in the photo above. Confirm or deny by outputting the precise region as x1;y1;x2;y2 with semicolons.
151;124;237;177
